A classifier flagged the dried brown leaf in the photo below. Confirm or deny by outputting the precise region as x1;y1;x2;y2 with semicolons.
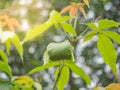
69;6;78;17
79;6;86;18
11;18;21;28
83;0;90;8
60;5;74;14
8;23;15;31
0;15;21;32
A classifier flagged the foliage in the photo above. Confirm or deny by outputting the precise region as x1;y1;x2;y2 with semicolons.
0;0;120;90
84;19;120;74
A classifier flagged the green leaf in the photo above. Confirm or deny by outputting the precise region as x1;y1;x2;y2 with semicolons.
48;11;69;23
0;50;8;63
23;10;70;42
0;61;12;77
98;19;119;30
54;16;70;29
65;61;91;84
10;35;23;61
47;10;62;24
54;23;60;29
23;23;53;42
61;16;70;21
97;34;117;74
22;87;33;90
102;31;120;44
0;80;18;90
43;50;50;64
28;61;60;74
33;82;42;90
23;10;61;42
55;66;69;90
61;23;77;36
84;31;97;42
85;23;99;31
1;34;23;61
5;39;11;54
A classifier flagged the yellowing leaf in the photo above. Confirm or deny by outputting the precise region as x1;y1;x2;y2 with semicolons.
60;5;74;14
69;6;78;17
106;83;120;90
83;0;90;8
79;6;86;18
94;83;120;90
94;87;106;90
13;76;35;88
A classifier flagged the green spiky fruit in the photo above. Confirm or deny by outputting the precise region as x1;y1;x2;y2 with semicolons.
47;40;72;61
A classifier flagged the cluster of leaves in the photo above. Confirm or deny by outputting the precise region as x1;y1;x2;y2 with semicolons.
84;19;120;74
23;11;120;90
0;15;41;90
0;14;21;32
60;0;89;18
28;40;90;90
0;50;41;90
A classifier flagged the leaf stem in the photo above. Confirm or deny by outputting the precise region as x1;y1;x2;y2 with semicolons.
77;27;89;39
52;61;64;90
73;13;78;30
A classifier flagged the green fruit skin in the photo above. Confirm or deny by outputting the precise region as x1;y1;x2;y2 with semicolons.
47;40;72;61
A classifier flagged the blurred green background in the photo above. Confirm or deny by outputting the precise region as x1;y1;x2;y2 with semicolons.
0;0;120;90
